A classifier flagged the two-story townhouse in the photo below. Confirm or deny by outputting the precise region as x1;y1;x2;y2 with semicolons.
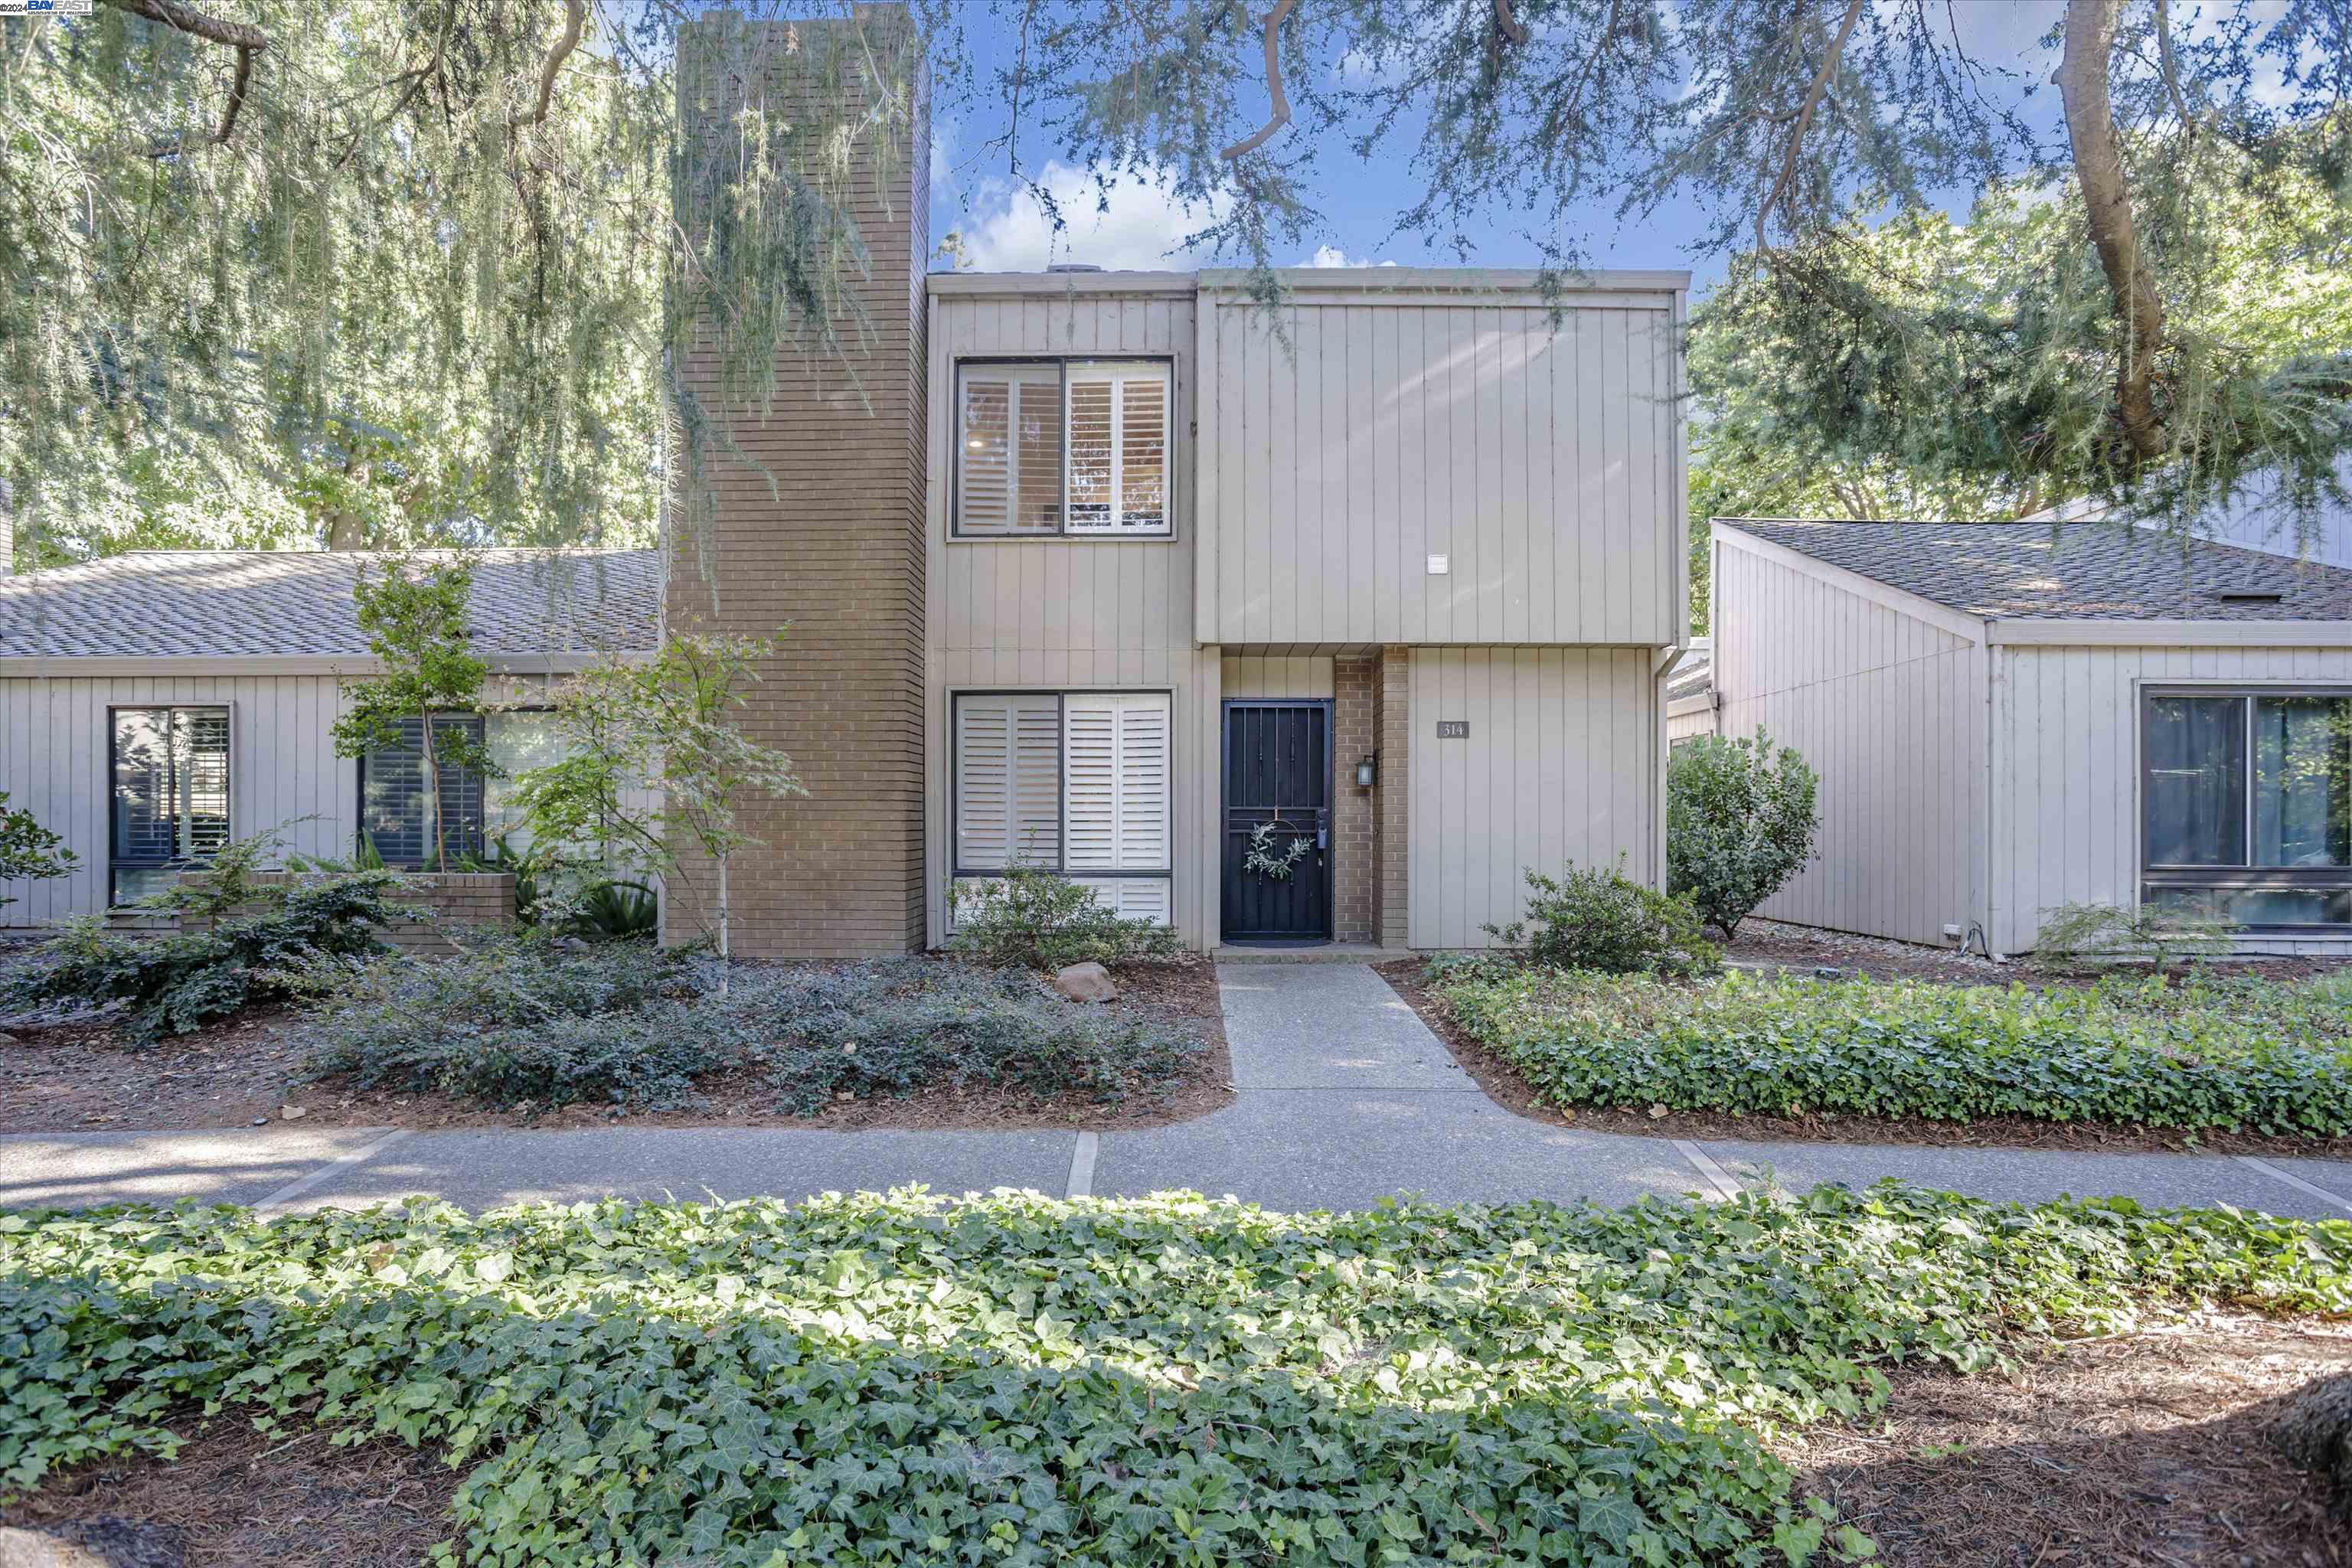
665;11;1690;957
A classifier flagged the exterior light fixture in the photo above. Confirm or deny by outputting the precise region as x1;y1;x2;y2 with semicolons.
1354;753;1378;789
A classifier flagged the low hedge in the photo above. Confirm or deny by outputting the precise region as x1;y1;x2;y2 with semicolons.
1435;967;2352;1136
2;1188;2347;1566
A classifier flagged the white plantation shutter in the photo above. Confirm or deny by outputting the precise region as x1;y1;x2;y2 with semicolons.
1072;877;1172;926
958;365;1061;534
954;695;1061;870
1063;694;1171;872
1064;363;1171;534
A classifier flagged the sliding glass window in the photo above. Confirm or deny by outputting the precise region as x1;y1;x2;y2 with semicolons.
2142;690;2352;926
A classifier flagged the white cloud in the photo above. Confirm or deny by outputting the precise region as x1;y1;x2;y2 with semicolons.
1302;245;1397;268
951;162;1227;273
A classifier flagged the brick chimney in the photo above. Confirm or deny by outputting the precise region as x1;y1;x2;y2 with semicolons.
668;7;929;957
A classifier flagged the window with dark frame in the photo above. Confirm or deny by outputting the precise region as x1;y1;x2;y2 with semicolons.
109;705;231;907
2141;689;2352;926
953;359;1171;537
358;714;489;868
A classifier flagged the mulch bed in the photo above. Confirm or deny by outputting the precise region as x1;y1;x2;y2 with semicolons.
1374;959;2352;1160
1;1420;462;1568
0;958;1233;1136
1725;916;2352;988
1783;1315;2352;1568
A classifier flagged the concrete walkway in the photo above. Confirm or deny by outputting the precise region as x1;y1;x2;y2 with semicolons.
5;963;2352;1219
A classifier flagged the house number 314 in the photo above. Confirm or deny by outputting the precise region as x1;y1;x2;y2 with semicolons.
1436;720;1469;739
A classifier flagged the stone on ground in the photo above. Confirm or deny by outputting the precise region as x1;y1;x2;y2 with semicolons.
1051;962;1117;1002
0;1519;185;1568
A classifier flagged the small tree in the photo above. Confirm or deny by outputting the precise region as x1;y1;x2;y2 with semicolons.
1667;731;1822;940
0;792;78;913
330;554;499;871
512;633;802;978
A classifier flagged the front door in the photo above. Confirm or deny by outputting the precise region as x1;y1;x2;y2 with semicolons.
1222;701;1331;942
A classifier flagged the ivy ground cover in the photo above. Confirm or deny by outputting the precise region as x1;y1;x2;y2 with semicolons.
4;1185;2349;1566
1434;966;2352;1137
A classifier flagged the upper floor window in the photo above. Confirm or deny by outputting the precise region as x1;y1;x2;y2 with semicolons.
954;359;1171;537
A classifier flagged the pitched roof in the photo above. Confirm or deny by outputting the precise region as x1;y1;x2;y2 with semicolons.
1722;519;2352;622
1666;645;1711;702
0;549;662;660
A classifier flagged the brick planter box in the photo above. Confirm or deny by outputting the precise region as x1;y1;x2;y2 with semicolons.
177;871;516;954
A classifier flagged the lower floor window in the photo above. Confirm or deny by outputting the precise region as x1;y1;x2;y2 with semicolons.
2142;689;2352;926
359;714;489;867
109;705;231;906
952;691;1171;923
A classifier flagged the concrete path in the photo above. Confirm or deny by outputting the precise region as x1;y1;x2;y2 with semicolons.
5;963;2352;1220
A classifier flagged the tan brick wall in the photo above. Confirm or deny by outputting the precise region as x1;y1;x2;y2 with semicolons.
178;871;514;956
1377;647;1411;947
666;11;929;958
1332;656;1378;942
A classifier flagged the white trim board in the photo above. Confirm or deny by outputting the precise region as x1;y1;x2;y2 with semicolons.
1710;523;1992;645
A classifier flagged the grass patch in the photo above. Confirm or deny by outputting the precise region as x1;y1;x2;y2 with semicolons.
295;936;1201;1115
1433;966;2352;1137
0;1187;2344;1565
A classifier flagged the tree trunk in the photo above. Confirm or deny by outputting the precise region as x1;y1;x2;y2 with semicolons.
2057;0;2169;462
422;716;446;871
715;850;731;996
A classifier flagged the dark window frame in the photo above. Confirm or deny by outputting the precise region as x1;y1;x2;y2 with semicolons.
107;704;233;908
948;355;1179;541
948;688;1176;880
356;711;490;870
2139;685;2352;929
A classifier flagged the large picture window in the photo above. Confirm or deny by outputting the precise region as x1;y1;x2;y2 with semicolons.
2142;690;2352;926
952;691;1171;923
109;706;231;906
360;711;563;867
954;359;1171;537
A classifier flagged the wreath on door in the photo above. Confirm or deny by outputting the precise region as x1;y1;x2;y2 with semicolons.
1243;819;1312;881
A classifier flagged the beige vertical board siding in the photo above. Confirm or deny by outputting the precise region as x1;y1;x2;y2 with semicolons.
1404;647;1656;948
1220;655;1334;700
1985;640;2352;954
1193;284;1684;647
1711;537;1984;947
1664;700;1716;744
925;283;1221;949
0;673;361;924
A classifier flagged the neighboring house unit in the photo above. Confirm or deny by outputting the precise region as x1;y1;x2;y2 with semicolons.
1707;518;2352;956
0;549;660;924
1665;637;1715;747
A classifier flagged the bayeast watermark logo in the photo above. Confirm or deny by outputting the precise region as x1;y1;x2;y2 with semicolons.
0;0;100;14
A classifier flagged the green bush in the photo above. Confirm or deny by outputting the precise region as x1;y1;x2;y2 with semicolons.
1667;731;1821;939
296;941;1199;1113
2;1187;2344;1566
949;864;1181;969
1436;965;2352;1135
2033;900;2233;972
3;871;412;1042
1482;863;1721;978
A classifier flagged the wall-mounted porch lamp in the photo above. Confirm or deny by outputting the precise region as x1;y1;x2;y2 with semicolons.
1354;753;1379;789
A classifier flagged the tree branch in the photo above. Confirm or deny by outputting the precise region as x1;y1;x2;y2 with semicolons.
1220;0;1298;162
511;0;586;129
100;0;266;51
1493;0;1529;48
2058;0;2168;460
215;42;256;143
2154;0;2196;131
1753;0;1865;256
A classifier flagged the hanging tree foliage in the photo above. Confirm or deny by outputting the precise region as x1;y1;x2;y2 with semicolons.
5;0;2350;570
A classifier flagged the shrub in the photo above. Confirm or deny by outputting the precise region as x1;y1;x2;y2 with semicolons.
1435;965;2352;1136
3;871;412;1042
1667;730;1821;938
2034;900;2233;972
1481;863;1720;978
2;1187;2345;1565
294;930;714;1106
296;942;1199;1113
949;864;1181;969
0;790;77;914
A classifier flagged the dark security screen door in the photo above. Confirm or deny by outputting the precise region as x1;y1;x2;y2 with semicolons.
1223;702;1331;941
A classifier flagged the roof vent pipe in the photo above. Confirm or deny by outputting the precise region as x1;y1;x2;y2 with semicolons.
1047;262;1102;273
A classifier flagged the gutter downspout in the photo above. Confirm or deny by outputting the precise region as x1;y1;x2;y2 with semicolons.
1981;619;2004;960
1651;641;1686;890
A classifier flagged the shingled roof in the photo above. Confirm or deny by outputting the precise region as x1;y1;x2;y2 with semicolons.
1723;519;2352;622
0;549;662;660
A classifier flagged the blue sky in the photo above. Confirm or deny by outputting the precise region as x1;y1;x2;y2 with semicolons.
922;1;2081;295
